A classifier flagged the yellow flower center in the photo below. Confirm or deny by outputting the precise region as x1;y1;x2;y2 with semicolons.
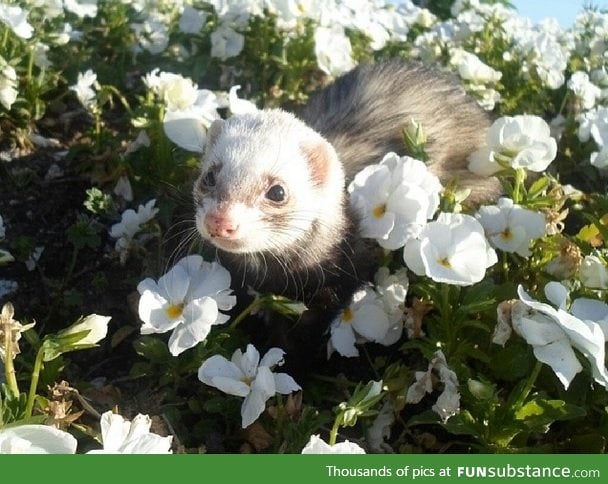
500;228;513;241
437;257;451;268
342;307;354;323
165;303;184;319
372;204;386;218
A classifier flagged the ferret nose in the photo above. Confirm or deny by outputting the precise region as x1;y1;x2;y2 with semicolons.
205;212;239;238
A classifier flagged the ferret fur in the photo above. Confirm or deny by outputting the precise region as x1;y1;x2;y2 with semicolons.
192;60;498;362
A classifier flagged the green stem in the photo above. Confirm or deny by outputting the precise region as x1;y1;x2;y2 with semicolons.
513;360;543;410
24;346;45;418
512;168;526;204
328;414;342;446
229;297;262;330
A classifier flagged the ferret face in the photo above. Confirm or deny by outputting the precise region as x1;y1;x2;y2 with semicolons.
193;110;346;258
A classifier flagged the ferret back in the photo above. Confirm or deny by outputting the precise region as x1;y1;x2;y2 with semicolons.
298;60;499;201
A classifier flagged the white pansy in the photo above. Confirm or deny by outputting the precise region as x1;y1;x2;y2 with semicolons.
210;26;245;60
179;5;206;34
406;350;460;423
145;70;221;153
404;213;497;286
451;48;502;84
0;4;33;39
314;25;356;77
301;434;366;454
0;279;18;298
328;287;391;358
578;255;608;289
113;176;134;201
513;284;608;390
476;198;546;257
110;199;159;261
198;344;300;428
568;71;602;110
227;85;257;115
138;255;236;356
468;115;557;176
69;69;98;109
0;60;18;111
64;0;98;18
59;314;110;346
349;153;442;250
373;266;409;345
86;411;172;454
0;425;77;454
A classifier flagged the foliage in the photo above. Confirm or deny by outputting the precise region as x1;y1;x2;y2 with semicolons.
1;0;608;454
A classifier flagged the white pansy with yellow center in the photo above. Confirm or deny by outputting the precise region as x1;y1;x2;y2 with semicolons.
476;197;546;257
348;152;442;250
328;287;391;358
404;212;497;286
137;255;236;356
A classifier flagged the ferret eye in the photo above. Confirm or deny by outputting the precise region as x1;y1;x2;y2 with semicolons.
201;170;216;188
266;184;286;203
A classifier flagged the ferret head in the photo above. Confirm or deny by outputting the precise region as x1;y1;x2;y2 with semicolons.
193;109;346;264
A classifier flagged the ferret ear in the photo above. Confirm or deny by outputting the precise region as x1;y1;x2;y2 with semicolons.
204;119;225;154
301;140;342;187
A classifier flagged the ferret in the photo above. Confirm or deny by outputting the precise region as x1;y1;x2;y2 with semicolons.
192;60;497;339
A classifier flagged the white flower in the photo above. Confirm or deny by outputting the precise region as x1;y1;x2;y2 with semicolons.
404;212;497;286
578;255;608;289
468;115;557;176
451;49;502;84
113;176;133;201
568;71;601;110
70;69;97;109
138;255;236;356
0;4;33;39
146;72;221;153
513;284;608;390
373;266;409;345
0;425;77;454
59;314;110;346
301;434;366;454
110;199;159;259
314;25;356;77
179;5;206;34
198;344;301;428
0;60;18;111
348;153;442;250
227;85;257;115
63;0;98;19
406;350;460;423
86;411;172;454
210;26;245;60
476;198;546;257
131;14;169;55
25;246;44;271
328;287;391;358
0;279;18;298
366;401;395;452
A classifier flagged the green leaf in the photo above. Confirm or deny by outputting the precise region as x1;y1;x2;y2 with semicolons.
515;398;587;432
133;336;171;362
